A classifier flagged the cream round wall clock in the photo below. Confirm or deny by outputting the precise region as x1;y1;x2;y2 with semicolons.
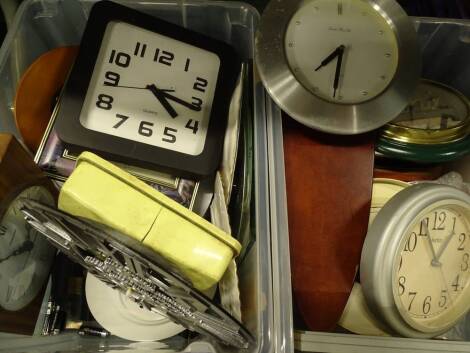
256;0;421;134
361;183;470;337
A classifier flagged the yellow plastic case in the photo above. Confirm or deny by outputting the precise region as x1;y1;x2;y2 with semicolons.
58;152;241;291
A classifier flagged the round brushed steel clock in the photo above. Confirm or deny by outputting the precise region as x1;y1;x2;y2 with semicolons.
361;183;470;338
256;0;421;135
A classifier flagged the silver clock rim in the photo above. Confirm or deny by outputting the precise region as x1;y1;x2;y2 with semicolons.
255;0;421;135
360;183;470;338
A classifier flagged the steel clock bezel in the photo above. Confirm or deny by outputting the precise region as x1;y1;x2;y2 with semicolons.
255;0;421;135
360;183;470;338
55;0;241;179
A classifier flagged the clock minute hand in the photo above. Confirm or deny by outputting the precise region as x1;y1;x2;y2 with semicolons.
113;84;174;93
146;84;178;118
333;45;345;98
314;45;344;72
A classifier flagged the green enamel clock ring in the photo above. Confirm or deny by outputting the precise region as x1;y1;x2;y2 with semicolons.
361;183;470;338
376;135;470;163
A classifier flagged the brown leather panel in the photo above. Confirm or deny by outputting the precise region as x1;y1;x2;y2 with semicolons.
283;114;374;331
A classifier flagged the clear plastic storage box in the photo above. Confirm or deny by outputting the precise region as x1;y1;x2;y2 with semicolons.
268;17;470;353
0;1;276;353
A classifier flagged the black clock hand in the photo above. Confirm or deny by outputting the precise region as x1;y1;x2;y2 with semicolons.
160;92;202;112
315;45;344;72
0;240;34;264
146;84;178;118
333;45;345;98
113;84;174;93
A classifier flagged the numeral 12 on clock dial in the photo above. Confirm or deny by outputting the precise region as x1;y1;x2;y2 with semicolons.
79;21;220;156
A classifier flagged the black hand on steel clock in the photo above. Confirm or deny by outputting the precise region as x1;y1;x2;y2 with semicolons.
146;84;178;118
333;45;345;98
314;45;345;72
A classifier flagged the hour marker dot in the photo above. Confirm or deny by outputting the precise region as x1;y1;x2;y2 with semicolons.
385;53;391;58
288;42;294;48
381;75;386;80
379;30;384;35
314;6;319;10
362;91;368;96
296;20;301;25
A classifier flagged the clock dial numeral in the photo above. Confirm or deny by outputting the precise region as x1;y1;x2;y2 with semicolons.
185;119;199;134
458;233;466;251
452;274;461;292
422;296;432;315
433;211;446;230
408;291;417;311
438;290;448;307
104;71;120;86
452;217;457;232
193;77;208;93
109;50;131;68
462;253;469;271
154;48;174;66
162;127;177;143
138;121;154;137
398;276;406;296
191;97;203;110
96;94;114;110
404;232;417;252
419;217;429;236
134;42;147;57
113;114;129;129
398;255;403;272
185;58;191;72
0;225;7;237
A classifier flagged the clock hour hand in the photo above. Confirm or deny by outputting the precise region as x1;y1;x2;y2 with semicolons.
160;92;202;112
0;240;34;264
146;84;178;118
314;45;344;72
333;45;345;98
423;223;441;267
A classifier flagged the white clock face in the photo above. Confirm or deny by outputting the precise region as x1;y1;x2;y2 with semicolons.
0;186;56;311
79;21;221;156
285;0;399;104
393;204;470;332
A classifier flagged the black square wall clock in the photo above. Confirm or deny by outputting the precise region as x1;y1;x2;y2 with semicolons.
55;0;241;179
